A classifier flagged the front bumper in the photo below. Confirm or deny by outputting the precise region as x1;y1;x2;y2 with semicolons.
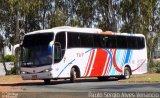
21;72;53;80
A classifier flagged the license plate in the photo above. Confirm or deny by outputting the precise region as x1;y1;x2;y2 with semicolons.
32;75;37;80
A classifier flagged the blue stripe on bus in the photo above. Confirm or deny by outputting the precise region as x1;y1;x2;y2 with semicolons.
105;49;113;75
57;59;75;77
116;50;121;66
124;50;131;64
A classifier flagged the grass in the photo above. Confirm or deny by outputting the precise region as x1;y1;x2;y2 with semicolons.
119;73;160;83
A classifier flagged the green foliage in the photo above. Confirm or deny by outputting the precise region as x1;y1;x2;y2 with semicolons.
0;55;16;62
157;63;160;73
0;0;160;71
0;0;159;34
8;67;17;75
149;61;160;73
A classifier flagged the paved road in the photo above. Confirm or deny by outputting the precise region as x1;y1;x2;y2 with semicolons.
14;79;160;98
20;78;160;92
7;78;157;98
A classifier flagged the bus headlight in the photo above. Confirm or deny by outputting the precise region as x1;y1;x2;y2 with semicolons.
22;71;27;74
42;68;52;72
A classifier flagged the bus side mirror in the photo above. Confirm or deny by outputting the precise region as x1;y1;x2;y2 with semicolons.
48;41;54;54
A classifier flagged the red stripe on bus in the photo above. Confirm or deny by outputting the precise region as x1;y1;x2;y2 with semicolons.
85;50;95;76
90;49;107;76
84;52;92;76
102;53;108;76
132;59;146;72
102;53;109;76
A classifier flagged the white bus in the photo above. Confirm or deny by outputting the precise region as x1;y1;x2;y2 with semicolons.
20;26;147;84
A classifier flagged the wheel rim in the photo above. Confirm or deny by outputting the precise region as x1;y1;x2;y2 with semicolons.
74;71;76;79
125;69;130;79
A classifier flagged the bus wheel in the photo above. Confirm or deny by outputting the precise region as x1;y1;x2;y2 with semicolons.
123;67;131;79
44;79;51;85
97;76;109;81
70;68;76;83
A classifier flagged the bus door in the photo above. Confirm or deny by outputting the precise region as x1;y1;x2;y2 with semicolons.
54;32;66;63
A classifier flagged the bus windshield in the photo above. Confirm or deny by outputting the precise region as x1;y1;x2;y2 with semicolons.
21;33;54;67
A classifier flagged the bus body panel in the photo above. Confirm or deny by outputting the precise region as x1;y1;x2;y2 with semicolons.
51;48;147;78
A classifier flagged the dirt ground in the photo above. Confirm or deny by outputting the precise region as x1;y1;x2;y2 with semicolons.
0;75;42;92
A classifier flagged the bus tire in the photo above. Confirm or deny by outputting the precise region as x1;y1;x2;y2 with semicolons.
123;67;131;79
44;79;51;85
70;68;76;83
97;76;109;81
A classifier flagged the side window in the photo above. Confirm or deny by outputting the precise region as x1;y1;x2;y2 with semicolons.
127;36;138;49
54;43;62;60
67;32;81;48
54;43;62;63
94;34;117;48
55;32;66;61
93;34;102;48
105;35;117;48
55;32;66;50
80;33;94;48
137;37;145;49
99;35;106;48
116;35;127;49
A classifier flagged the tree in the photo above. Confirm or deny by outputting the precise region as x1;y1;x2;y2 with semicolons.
119;0;159;65
0;0;160;74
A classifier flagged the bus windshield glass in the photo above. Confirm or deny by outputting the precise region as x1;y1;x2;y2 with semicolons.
21;33;54;67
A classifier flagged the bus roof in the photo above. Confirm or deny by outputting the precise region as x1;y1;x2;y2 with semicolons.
111;32;145;37
25;26;102;35
25;26;145;37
